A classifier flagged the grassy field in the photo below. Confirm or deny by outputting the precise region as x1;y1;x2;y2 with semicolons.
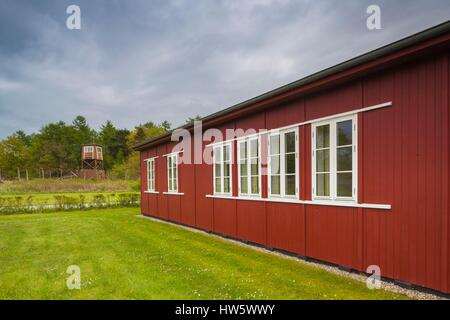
0;208;409;300
0;179;139;194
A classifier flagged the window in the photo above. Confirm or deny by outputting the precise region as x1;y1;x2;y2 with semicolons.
268;129;298;198
96;147;103;158
238;137;260;197
312;115;357;201
167;154;178;193
147;158;155;192
84;146;93;153
213;143;232;195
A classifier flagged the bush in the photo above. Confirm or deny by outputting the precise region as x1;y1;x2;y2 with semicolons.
0;192;140;215
0;179;138;194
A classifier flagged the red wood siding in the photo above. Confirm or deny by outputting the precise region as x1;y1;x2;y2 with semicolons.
139;50;450;294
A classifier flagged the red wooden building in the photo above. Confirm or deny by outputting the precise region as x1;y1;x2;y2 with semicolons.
135;22;450;295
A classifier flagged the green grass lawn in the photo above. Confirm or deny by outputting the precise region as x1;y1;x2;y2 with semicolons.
0;208;409;300
0;191;139;206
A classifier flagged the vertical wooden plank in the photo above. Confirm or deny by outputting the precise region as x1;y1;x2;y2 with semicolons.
405;61;419;283
394;65;407;281
441;53;450;293
415;60;429;287
357;110;364;271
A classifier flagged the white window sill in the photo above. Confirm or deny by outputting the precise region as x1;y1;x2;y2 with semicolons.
163;192;185;196
238;194;262;199
205;195;391;210
144;191;159;194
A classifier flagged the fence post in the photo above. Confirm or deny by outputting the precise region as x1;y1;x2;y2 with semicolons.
17;167;21;181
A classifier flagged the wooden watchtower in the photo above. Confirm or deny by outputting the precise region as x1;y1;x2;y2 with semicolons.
79;144;106;179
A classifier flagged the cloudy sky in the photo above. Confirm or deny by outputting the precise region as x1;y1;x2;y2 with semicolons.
0;0;449;138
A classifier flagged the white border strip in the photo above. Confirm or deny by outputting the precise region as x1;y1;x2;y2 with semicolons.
163;192;185;196
206;101;392;148
144;156;159;161
144;191;160;194
162;151;183;157
205;195;391;210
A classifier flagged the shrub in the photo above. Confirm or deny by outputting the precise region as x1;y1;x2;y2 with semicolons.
0;179;137;194
0;192;140;215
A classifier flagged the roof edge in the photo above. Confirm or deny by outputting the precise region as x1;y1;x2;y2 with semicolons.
134;20;450;151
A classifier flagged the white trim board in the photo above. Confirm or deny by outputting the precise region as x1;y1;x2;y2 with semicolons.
205;195;391;210
205;101;392;148
162;151;183;157
163;192;185;196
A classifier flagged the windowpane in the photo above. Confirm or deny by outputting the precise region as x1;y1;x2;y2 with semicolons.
240;177;248;194
270;135;280;155
285;132;296;153
240;162;247;176
270;155;280;175
316;150;330;172
239;142;247;160
271;176;280;195
285;175;296;196
214;147;222;163
223;145;230;162
215;164;221;177
168;179;173;191
337;147;352;171
168;165;173;179
215;178;221;193
224;178;230;193
316;125;330;149
285;154;296;174
316;173;330;197
251;176;259;194
224;163;230;177
337;120;352;146
172;158;177;169
250;139;258;157
251;158;258;175
337;172;352;197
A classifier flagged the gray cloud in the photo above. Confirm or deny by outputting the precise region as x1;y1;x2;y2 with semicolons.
0;0;449;138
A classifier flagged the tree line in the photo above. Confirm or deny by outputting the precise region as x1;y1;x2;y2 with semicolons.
0;115;200;181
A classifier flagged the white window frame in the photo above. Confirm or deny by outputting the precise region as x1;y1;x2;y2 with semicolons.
312;114;358;202
146;158;155;192
213;142;233;196
166;153;178;193
84;146;93;153
96;146;102;157
268;128;299;199
237;136;261;198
